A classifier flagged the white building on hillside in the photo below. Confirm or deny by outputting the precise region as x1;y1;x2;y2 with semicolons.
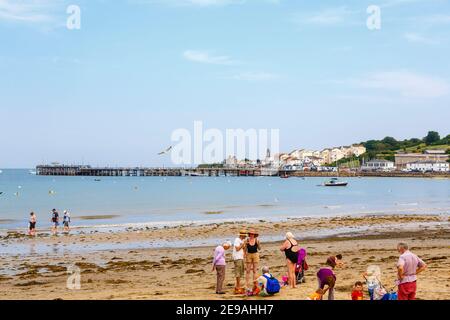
406;161;449;172
361;159;396;172
350;145;367;157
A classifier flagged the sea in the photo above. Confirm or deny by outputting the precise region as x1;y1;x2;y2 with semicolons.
0;169;449;233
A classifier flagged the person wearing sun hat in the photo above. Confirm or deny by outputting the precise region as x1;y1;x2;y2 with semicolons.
245;228;261;292
232;229;248;294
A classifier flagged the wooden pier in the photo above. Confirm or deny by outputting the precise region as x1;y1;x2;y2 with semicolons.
36;165;450;178
36;165;278;177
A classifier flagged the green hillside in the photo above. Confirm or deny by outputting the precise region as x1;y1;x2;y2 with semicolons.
355;131;450;164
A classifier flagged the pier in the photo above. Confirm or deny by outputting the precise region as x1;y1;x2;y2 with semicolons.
36;165;450;178
36;165;277;177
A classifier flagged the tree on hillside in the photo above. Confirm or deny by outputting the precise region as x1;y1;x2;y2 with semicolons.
381;136;399;149
424;131;440;145
441;134;450;145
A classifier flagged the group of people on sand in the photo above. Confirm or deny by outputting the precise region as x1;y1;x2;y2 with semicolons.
212;229;427;301
27;209;72;236
213;229;263;295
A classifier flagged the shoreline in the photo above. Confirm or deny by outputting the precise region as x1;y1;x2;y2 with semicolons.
0;213;448;300
1;213;449;252
1;208;449;235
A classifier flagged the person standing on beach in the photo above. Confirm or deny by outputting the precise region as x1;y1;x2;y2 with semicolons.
316;257;337;300
28;212;37;236
245;229;261;293
233;229;247;294
212;241;231;295
396;242;427;300
280;232;299;288
51;209;59;235
63;210;71;233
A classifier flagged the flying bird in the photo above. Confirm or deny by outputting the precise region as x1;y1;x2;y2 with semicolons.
158;146;173;155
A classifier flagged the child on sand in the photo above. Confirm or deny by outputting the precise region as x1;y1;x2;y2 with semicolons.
308;289;324;300
253;266;280;297
351;281;364;300
335;254;345;268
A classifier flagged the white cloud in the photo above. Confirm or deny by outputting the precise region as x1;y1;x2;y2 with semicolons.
0;0;61;23
177;0;244;6
350;71;450;98
404;33;439;45
381;0;424;8
293;7;357;26
230;72;280;81
183;50;237;65
139;0;279;7
419;14;450;25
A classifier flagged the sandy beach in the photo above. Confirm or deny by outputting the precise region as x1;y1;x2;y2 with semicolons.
0;214;449;300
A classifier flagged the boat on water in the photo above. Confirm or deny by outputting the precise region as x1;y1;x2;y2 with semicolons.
29;170;36;175
323;160;348;187
324;177;348;187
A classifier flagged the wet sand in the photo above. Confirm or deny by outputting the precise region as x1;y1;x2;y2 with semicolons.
0;214;449;300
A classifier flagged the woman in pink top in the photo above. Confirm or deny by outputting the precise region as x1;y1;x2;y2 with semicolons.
212;241;231;294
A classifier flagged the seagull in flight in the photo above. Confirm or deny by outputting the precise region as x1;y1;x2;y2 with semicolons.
158;146;173;155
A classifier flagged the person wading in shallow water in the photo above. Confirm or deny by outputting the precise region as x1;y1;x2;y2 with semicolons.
63;210;71;233
245;229;261;293
28;212;37;236
51;209;59;235
212;241;231;295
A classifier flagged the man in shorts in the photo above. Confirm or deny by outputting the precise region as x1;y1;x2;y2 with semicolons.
396;242;427;300
51;209;59;235
233;229;247;294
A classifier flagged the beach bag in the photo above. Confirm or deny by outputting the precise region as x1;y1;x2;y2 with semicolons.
263;274;280;294
381;292;398;300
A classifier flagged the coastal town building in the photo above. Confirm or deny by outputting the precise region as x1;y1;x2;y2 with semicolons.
276;144;367;168
224;155;238;168
395;150;449;169
349;145;367;157
361;159;396;172
406;161;449;172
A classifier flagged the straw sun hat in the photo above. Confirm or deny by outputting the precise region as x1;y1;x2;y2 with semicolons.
239;229;248;237
248;228;259;237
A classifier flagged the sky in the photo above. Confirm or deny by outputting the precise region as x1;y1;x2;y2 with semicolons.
0;0;449;168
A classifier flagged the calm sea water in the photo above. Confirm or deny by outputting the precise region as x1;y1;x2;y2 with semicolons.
0;169;449;231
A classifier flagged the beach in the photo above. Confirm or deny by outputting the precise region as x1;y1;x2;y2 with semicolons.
0;214;449;300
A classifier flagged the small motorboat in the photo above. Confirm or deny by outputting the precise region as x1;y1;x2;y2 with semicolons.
280;174;289;179
324;178;348;187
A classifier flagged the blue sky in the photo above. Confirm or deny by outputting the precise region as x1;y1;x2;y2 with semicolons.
0;0;449;167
